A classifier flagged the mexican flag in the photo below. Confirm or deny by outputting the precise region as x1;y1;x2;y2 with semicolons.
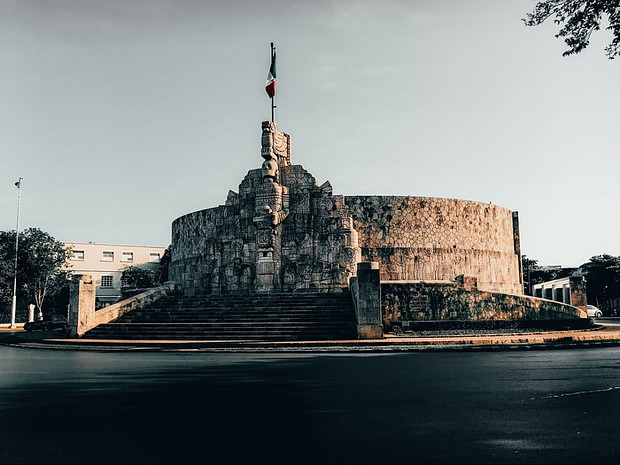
265;47;276;98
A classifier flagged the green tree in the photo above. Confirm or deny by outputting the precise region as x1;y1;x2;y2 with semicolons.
0;235;16;316
121;246;171;299
579;254;620;309
521;255;540;294
523;0;620;59
0;228;71;321
121;266;157;289
157;246;171;283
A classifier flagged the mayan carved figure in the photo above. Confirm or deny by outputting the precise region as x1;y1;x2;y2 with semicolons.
261;157;279;183
253;122;292;291
261;120;291;168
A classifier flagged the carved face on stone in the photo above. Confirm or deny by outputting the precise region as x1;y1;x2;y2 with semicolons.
262;158;278;182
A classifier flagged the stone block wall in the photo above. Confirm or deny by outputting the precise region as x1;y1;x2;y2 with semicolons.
381;281;584;330
170;164;361;295
345;196;523;294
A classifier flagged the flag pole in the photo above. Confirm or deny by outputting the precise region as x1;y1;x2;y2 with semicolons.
10;177;23;329
270;42;276;123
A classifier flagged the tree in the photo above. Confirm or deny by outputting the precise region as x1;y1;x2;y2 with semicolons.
121;266;157;289
521;255;540;294
0;236;16;316
521;255;582;297
0;228;71;321
523;0;620;59
157;246;171;283
579;254;620;310
120;246;171;299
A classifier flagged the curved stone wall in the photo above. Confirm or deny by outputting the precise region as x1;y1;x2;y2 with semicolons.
381;282;585;330
345;196;522;294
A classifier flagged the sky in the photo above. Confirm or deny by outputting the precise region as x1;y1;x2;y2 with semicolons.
0;0;618;269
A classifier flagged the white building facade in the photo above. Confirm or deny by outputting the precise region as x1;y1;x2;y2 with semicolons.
64;242;167;308
532;276;572;303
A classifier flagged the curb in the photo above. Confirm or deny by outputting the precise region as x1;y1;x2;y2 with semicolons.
2;324;620;353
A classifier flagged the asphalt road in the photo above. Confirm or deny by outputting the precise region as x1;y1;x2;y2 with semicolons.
1;345;620;464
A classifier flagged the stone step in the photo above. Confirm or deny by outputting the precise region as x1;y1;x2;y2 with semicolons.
119;316;353;323
152;294;352;306
142;307;352;314
101;320;355;329
85;291;357;341
86;324;356;341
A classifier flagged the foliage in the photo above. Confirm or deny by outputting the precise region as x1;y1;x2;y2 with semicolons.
121;266;157;289
0;233;16;312
579;254;620;309
157;246;171;283
525;253;620;312
0;228;71;321
522;255;577;294
523;0;620;59
121;246;171;291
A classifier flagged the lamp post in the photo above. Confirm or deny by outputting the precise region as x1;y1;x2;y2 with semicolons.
10;177;23;329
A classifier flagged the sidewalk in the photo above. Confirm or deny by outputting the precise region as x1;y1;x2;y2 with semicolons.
3;320;620;352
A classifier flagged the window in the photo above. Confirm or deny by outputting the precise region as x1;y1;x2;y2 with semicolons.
149;252;161;262
102;251;114;262
101;275;113;288
121;251;134;262
72;250;84;261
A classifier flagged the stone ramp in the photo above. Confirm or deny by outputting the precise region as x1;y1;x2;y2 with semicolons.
84;291;358;341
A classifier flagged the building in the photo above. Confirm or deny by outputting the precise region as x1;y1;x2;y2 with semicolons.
531;274;588;308
64;242;167;308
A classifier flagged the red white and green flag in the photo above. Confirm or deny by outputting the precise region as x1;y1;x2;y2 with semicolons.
265;43;276;98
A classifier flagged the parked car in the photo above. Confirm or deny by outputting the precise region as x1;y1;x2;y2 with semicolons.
587;305;603;318
23;314;68;332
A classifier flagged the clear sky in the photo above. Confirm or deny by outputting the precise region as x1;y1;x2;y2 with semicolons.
1;0;618;268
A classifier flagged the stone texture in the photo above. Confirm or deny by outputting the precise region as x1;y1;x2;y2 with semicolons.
350;262;383;338
381;282;582;330
170;122;360;295
345;196;522;294
569;275;588;312
68;274;95;337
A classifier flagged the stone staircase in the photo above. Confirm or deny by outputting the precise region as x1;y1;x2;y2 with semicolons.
84;291;358;341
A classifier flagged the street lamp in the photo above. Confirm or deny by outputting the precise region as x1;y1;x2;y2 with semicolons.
10;177;23;329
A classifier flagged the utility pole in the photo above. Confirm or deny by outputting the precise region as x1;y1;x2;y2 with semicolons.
10;178;23;329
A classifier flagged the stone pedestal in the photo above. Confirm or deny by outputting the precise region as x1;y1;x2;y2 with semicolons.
69;274;95;337
354;262;383;339
455;274;478;291
570;275;588;314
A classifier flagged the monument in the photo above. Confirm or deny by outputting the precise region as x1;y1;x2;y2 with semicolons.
169;120;586;332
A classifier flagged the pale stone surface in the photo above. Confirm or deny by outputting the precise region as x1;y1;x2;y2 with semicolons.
345;196;522;294
70;282;172;336
569;275;588;316
68;274;95;337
